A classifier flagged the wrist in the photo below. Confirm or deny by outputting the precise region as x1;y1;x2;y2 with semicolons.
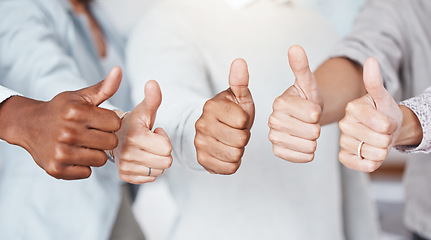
0;96;44;148
395;105;423;146
110;110;130;162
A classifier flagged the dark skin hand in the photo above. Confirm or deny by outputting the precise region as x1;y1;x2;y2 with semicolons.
195;59;255;175
0;67;123;180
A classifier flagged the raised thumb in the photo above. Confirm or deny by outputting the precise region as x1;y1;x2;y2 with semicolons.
228;58;255;129
288;45;317;100
363;57;392;109
78;66;122;106
134;80;162;130
229;58;251;103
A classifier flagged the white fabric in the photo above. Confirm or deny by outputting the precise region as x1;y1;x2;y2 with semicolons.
127;0;379;239
0;86;19;104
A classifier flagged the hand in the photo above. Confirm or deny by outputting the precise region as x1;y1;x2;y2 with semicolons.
0;67;123;180
338;58;402;172
268;45;323;163
194;58;255;175
113;80;173;184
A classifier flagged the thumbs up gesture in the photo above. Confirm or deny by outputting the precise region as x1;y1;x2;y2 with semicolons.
268;45;323;163
194;59;255;175
338;58;402;172
4;67;124;180
112;80;173;184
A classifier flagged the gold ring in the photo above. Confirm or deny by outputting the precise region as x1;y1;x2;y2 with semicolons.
357;141;365;160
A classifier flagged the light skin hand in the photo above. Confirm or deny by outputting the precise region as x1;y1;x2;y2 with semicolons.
338;58;403;172
112;80;173;184
268;45;323;163
195;58;255;175
0;67;123;180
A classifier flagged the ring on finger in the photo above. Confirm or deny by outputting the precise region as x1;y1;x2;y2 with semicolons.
357;141;365;160
148;167;152;177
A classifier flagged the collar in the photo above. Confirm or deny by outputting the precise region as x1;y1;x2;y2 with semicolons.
225;0;291;10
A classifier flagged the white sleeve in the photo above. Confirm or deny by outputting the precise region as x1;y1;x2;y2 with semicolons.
126;5;213;170
0;86;20;104
0;0;117;111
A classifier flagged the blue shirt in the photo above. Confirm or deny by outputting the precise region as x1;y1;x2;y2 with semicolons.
0;0;131;239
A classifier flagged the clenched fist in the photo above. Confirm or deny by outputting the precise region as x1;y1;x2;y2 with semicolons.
0;67;123;180
268;45;323;163
338;58;403;172
113;80;173;184
195;59;255;175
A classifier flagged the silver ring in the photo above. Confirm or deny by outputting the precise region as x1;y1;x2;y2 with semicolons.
148;167;152;177
357;141;365;160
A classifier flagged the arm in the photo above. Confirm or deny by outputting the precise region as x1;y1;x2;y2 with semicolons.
127;6;254;173
0;2;172;182
0;69;122;180
338;59;428;172
315;57;366;125
338;58;403;172
268;0;408;163
394;87;431;152
127;8;211;170
395;106;423;147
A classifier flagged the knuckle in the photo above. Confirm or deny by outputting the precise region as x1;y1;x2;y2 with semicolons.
375;148;389;161
194;135;205;149
380;120;392;134
220;163;240;175
119;151;133;162
125;135;139;148
195;118;208;132
381;135;393;148
272;97;285;111
162;140;173;156
338;119;347;132
268;131;280;145
338;151;347;165
309;105;321;123
268;115;276;129
162;156;174;169
119;165;135;175
230;148;244;161
111;114;122;131
196;153;208;167
62;104;83;121
302;153;315;163
273;146;285;160
307;140;318;153
57;127;77;144
203;100;216;112
364;162;380;173
93;153;108;167
235;112;249;129
107;134;119;149
339;135;348;149
53;145;69;162
309;125;321;140
119;174;129;183
46;162;63;179
238;131;251;146
345;102;356;114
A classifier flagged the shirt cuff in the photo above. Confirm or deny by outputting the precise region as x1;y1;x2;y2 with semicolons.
0;86;21;104
394;96;431;154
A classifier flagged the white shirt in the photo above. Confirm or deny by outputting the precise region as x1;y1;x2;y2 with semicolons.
127;0;378;239
0;86;19;104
